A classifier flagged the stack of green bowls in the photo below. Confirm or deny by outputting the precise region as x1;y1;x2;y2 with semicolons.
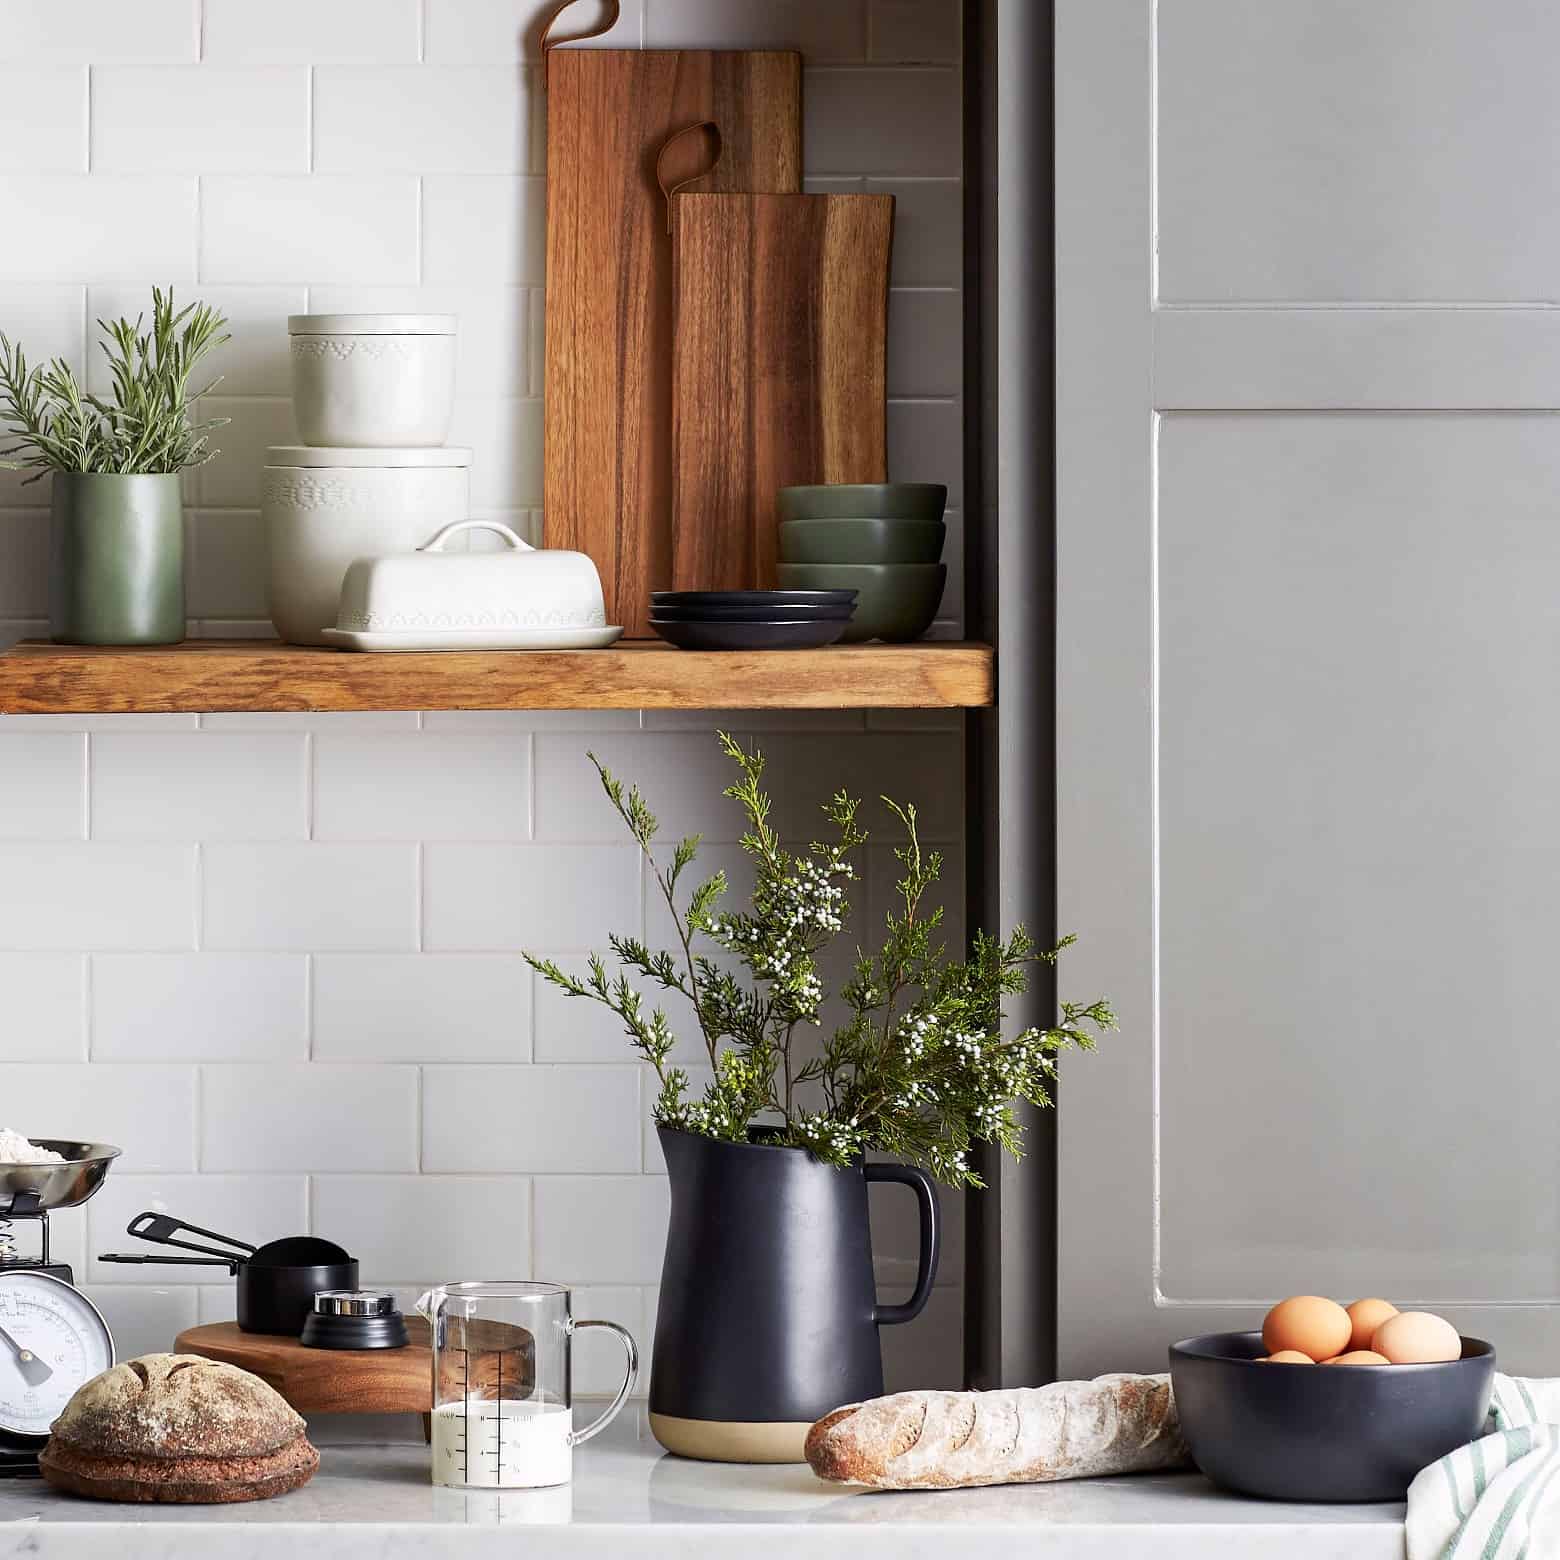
776;484;948;643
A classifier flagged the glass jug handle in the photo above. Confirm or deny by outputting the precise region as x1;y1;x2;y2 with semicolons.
568;1319;638;1447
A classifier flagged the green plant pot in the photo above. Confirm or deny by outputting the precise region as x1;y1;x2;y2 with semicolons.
777;562;947;643
779;517;946;565
776;483;948;522
49;472;185;645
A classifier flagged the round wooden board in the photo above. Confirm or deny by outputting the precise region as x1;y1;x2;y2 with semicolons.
174;1319;433;1415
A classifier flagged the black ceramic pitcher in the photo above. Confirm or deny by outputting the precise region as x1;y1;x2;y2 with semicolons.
648;1126;939;1463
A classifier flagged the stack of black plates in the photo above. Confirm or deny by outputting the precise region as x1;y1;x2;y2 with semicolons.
649;590;858;650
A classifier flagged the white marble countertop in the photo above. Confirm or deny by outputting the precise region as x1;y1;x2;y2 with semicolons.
0;1406;1408;1558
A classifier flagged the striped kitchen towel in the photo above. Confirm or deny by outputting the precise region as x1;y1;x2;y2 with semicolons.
1406;1377;1560;1559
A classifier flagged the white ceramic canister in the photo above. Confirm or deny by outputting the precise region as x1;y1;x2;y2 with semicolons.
288;314;457;448
262;445;473;646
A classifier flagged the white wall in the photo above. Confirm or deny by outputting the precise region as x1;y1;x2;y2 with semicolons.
0;0;967;1393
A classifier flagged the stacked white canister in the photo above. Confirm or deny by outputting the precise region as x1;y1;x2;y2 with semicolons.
263;315;470;646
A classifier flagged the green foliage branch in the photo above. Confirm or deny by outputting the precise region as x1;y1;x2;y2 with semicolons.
0;288;230;478
527;734;1115;1188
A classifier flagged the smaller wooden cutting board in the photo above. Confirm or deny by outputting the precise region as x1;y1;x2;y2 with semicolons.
671;192;894;593
174;1320;436;1416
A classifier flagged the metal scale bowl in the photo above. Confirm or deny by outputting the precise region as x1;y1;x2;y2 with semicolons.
0;1141;120;1477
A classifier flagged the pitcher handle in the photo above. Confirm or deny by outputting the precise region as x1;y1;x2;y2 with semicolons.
568;1319;638;1446
865;1163;940;1326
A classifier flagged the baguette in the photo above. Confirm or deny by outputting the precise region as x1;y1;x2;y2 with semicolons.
806;1374;1190;1490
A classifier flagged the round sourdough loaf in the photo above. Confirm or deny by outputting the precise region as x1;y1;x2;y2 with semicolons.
40;1353;319;1504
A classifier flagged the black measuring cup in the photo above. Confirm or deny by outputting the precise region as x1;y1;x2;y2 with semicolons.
101;1213;359;1336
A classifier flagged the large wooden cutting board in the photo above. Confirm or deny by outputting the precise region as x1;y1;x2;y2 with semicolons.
543;23;802;637
670;193;894;593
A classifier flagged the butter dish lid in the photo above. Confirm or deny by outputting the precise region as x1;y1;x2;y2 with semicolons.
288;313;458;336
265;445;473;468
333;521;610;636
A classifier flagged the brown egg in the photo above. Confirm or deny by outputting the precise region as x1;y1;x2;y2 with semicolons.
1322;1350;1390;1365
1345;1298;1398;1353
1262;1296;1352;1362
1261;1350;1315;1364
1372;1311;1461;1364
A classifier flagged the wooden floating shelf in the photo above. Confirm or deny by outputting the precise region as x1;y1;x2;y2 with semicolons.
0;639;995;714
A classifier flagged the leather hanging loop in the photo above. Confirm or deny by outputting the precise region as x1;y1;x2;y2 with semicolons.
655;120;723;235
540;0;623;87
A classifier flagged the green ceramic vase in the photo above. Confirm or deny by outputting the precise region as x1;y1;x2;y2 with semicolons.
50;472;184;645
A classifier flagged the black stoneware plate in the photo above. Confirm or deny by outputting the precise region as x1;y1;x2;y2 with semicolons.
650;618;850;651
651;590;857;607
649;602;855;623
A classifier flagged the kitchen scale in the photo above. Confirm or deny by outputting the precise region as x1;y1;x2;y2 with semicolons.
0;1141;120;1478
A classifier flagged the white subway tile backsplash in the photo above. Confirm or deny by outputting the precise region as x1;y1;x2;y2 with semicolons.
644;0;865;59
306;286;530;396
423;844;639;951
870;0;960;64
88;285;304;398
570;1287;645;1395
313;730;531;842
445;398;544;508
314;68;529;174
202;843;419;950
313;954;531;1062
533;733;737;843
200;176;419;284
870;179;961;287
313;1176;532;1284
0;954;85;1060
81;1285;198;1358
0;732;85;838
86;1173;309;1282
0;176;195;282
203;0;422;64
0;513;49;605
886;397;963;507
422;177;546;284
91;732;307;841
91;953;307;1061
0;1;198;64
196;398;299;508
92;68;309;174
422;1065;640;1173
200;1064;418;1170
0;67;86;172
7;1064;195;1170
805;67;960;177
424;0;641;63
533;1176;669;1284
188;510;268;620
0;0;967;1352
887;288;962;398
0;845;195;949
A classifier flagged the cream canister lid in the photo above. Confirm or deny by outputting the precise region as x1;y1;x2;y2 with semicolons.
287;313;457;336
264;446;473;468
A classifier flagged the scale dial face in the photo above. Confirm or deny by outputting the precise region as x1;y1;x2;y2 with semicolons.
0;1272;114;1440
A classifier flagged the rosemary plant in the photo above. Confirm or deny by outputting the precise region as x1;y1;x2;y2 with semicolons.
527;734;1115;1188
0;289;229;479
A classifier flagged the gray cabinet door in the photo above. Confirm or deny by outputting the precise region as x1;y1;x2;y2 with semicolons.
1056;0;1560;1377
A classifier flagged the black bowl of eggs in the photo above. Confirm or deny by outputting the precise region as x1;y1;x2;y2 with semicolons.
1170;1296;1495;1503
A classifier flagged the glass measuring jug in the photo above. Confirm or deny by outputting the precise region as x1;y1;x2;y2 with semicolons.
417;1281;637;1489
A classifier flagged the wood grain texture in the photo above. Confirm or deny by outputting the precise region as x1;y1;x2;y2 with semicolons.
671;193;894;593
0;640;995;712
544;48;801;637
173;1321;441;1416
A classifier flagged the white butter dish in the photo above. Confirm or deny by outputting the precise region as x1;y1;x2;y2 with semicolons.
322;520;623;652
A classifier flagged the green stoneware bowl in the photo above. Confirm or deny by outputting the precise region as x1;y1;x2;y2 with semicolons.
779;518;946;566
776;483;948;522
777;563;947;643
